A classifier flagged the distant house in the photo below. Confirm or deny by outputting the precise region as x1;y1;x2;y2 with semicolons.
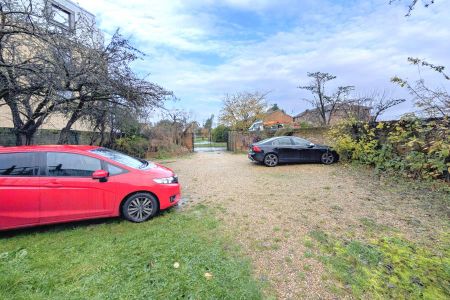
263;110;294;125
294;104;371;126
249;110;293;131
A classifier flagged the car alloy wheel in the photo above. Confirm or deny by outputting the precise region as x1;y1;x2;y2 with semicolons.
123;193;158;222
264;153;278;167
321;152;335;164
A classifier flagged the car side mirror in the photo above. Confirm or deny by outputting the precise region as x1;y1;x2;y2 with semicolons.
92;170;109;182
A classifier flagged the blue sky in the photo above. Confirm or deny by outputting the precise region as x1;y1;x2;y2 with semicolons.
77;0;450;124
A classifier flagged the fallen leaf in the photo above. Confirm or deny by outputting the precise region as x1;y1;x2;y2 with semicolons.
173;262;180;269
204;272;213;280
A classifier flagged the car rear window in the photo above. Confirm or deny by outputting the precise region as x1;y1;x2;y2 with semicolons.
0;152;39;176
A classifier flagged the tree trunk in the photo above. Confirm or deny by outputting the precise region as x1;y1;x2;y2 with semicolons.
5;97;25;146
25;132;34;145
14;131;23;146
58;101;85;144
99;121;106;146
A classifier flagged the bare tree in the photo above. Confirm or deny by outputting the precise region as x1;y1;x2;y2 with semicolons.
349;91;406;123
392;58;449;117
298;72;354;126
219;91;268;131
57;30;172;144
0;0;171;145
1;0;65;144
162;109;191;145
389;0;435;16
0;0;107;144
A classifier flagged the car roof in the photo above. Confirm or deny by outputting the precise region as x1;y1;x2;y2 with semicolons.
0;145;100;153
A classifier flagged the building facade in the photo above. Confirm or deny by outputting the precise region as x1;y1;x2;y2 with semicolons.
263;110;294;125
0;0;101;133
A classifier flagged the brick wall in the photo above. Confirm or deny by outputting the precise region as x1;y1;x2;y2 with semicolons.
228;127;331;152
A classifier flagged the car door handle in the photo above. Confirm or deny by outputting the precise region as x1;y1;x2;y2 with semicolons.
44;180;63;188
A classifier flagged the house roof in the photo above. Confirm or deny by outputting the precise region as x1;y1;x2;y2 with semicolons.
265;110;292;118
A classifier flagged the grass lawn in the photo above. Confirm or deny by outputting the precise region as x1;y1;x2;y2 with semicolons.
307;229;450;298
194;142;227;148
194;137;209;143
0;206;262;299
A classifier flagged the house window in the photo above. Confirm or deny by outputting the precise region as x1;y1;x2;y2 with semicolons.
50;3;73;29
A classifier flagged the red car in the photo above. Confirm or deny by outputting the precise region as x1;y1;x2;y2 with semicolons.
0;145;181;231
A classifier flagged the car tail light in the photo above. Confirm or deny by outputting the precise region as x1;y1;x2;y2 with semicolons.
252;145;262;152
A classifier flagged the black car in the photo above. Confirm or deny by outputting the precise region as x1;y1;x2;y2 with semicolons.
248;136;339;167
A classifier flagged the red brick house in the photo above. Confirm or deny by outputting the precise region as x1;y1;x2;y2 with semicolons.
263;110;294;125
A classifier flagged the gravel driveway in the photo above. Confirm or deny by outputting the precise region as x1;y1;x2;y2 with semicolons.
163;152;449;299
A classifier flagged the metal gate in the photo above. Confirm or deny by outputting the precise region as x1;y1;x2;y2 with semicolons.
193;132;227;153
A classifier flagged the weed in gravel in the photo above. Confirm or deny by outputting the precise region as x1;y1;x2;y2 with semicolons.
273;237;282;243
309;230;329;244
297;272;306;280
330;205;344;212
359;217;392;233
304;251;314;258
303;239;314;249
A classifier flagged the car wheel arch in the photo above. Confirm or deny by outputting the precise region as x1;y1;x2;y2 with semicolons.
265;152;278;158
119;190;160;217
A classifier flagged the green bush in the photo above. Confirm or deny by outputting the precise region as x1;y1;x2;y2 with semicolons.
328;116;450;181
113;135;149;158
212;125;230;143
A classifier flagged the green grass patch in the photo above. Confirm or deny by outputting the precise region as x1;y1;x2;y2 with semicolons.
309;230;450;299
194;137;209;143
194;142;227;148
359;217;393;233
0;208;262;299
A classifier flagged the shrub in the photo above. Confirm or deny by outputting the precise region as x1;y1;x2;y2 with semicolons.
113;135;149;158
212;125;230;143
328;116;450;181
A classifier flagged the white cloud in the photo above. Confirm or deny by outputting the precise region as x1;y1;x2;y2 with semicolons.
76;0;450;121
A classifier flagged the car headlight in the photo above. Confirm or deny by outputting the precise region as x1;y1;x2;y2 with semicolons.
153;176;178;184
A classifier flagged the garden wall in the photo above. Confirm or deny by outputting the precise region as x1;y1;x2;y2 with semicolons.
0;128;98;146
227;127;331;152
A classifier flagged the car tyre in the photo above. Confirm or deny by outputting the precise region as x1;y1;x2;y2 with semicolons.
122;193;159;223
321;152;336;165
264;153;279;167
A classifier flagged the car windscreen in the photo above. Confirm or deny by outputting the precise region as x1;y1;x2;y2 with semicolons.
90;148;151;169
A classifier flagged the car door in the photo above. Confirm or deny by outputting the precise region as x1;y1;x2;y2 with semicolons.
0;152;41;230
273;137;297;162
291;137;316;162
40;152;114;223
